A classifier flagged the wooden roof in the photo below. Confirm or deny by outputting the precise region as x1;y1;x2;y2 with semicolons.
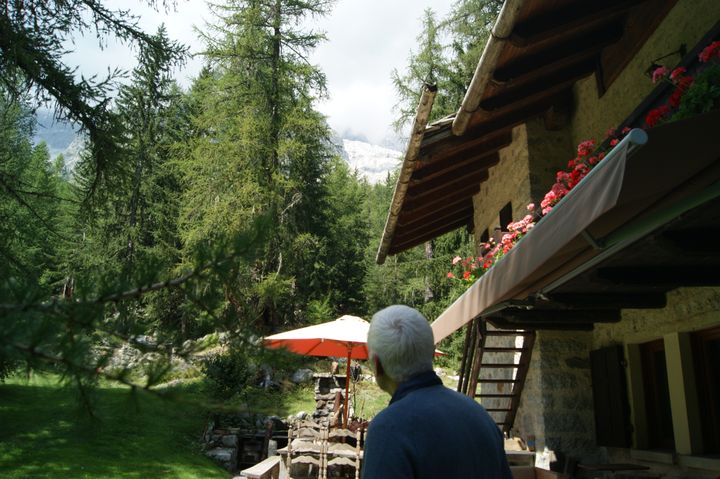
377;0;678;262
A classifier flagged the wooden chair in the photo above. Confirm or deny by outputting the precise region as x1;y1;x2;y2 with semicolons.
322;427;363;479
286;425;324;479
294;419;323;430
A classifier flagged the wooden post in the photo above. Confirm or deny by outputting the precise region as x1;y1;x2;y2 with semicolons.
343;351;351;428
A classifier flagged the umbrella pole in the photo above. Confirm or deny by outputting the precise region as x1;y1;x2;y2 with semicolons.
343;351;351;428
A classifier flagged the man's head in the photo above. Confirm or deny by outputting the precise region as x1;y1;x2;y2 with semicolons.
367;305;435;393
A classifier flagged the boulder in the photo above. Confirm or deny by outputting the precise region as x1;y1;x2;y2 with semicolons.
206;446;237;464
291;368;314;384
221;435;239;447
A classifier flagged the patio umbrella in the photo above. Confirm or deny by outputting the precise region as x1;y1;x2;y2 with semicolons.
264;315;370;427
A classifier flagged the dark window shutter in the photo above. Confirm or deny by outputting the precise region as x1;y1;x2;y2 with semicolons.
590;345;631;447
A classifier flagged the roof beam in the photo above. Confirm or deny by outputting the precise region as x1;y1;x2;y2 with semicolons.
487;317;594;331
410;150;500;182
398;199;474;227
480;59;595;112
494;309;621;323
404;182;480;212
662;229;720;254
596;267;720;287
546;293;667;310
391;216;472;254
494;23;624;83
465;88;574;135
508;0;647;47
421;128;511;164
452;0;526;136
406;170;488;202
410;154;498;192
376;85;437;265
395;206;474;240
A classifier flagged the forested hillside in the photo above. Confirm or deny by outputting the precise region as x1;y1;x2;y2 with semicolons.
0;0;501;390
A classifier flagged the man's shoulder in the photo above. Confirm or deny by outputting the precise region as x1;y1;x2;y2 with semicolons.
411;383;484;407
367;399;404;430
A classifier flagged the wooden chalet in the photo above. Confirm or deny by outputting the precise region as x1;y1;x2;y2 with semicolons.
377;0;720;476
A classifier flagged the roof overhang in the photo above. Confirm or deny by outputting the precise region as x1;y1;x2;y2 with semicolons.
430;111;720;341
376;0;679;263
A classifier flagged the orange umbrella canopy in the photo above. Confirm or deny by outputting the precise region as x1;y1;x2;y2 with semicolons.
264;315;370;359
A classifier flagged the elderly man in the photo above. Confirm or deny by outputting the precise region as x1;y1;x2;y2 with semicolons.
362;305;512;479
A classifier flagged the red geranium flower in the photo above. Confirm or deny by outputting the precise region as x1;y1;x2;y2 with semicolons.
645;105;671;128
699;41;720;63
652;66;668;83
669;67;686;81
669;88;683;108
577;140;596;157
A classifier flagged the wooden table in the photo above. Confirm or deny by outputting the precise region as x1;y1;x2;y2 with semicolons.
577;463;650;478
506;450;535;466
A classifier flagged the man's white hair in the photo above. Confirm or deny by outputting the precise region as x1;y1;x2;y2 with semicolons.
368;305;435;383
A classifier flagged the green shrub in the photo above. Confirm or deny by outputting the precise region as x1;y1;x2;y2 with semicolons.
0;357;19;382
202;349;255;398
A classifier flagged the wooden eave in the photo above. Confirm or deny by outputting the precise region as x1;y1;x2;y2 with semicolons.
486;195;720;331
377;0;679;263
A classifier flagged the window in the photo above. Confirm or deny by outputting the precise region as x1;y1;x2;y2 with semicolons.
499;202;512;232
480;228;489;244
692;325;720;454
640;339;675;450
590;345;631;447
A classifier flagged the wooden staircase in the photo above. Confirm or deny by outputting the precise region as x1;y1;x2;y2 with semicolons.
457;318;536;434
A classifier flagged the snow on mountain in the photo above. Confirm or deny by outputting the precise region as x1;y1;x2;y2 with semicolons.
33;110;85;171
33;113;402;185
341;138;402;184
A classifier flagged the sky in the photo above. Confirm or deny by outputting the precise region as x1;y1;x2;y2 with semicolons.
64;0;456;147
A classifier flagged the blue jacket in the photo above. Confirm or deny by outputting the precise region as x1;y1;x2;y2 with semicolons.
361;370;513;479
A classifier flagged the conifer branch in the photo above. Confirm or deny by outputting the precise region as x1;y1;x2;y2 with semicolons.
0;174;72;240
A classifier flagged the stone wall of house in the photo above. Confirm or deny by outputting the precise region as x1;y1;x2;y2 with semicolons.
472;124;532;244
525;119;575;205
512;338;544;448
513;330;603;465
472;118;575;246
570;0;720;147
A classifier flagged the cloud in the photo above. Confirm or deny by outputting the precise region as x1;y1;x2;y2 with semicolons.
61;0;454;145
310;0;453;144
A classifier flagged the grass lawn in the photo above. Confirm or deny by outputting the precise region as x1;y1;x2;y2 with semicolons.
0;374;229;479
0;367;457;478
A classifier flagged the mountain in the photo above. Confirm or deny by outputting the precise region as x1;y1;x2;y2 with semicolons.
338;138;402;184
33;109;84;171
33;113;402;185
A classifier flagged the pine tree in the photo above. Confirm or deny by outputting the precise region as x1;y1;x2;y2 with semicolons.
391;0;503;131
69;26;188;336
183;0;339;333
391;8;453;131
0;1;186;191
444;0;504;101
377;0;502;363
0;90;78;380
